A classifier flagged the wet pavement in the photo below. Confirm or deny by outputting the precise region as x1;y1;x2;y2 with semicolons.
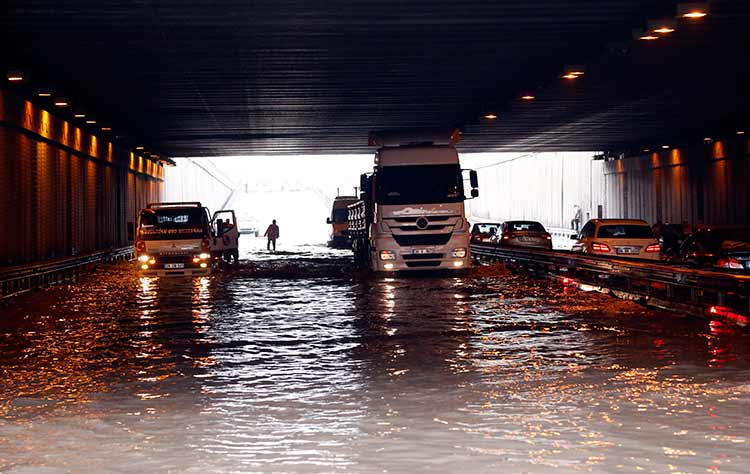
2;243;750;473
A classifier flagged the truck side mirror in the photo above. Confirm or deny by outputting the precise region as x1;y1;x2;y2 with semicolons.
126;222;135;241
471;188;479;198
360;174;368;192
469;170;479;189
326;217;332;224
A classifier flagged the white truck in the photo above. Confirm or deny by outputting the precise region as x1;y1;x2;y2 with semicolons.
348;129;479;272
135;202;239;276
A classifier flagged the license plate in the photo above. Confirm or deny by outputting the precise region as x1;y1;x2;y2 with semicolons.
164;263;185;269
616;247;638;255
519;237;538;242
413;248;433;254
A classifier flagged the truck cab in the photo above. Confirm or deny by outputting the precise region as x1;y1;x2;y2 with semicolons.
327;195;359;248
135;202;239;276
349;129;479;272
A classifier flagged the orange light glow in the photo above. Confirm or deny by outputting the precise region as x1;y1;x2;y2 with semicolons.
74;112;86;118
521;95;535;100
101;127;112;131
86;120;96;124
682;11;707;19
54;98;70;107
483;113;497;120
6;74;24;82
653;27;675;34
640;35;659;41
562;74;579;79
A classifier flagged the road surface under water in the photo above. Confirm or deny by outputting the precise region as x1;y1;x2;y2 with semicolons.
1;243;750;473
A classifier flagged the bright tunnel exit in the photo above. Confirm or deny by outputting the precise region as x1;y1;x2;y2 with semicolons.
163;155;372;254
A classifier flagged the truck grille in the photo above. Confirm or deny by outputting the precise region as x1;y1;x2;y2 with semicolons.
393;234;451;246
405;261;442;268
402;253;443;260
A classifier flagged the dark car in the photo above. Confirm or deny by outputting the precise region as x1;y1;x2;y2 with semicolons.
677;226;750;270
491;220;552;249
470;222;501;244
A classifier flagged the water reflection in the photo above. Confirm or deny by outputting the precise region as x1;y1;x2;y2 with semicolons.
0;258;750;473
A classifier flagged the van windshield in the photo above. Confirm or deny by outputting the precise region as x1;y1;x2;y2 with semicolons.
376;164;464;205
138;208;207;240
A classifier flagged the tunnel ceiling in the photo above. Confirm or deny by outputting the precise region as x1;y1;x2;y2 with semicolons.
2;1;749;157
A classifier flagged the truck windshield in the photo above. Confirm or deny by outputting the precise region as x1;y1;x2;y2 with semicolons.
376;164;464;205
332;208;349;223
138;208;207;240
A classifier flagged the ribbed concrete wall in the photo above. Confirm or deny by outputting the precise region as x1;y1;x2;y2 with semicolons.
0;87;164;265
466;152;603;229
601;138;750;226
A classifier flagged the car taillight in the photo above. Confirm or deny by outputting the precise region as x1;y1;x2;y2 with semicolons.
135;240;146;252
592;242;611;252
201;238;211;251
716;257;743;269
545;234;552;240
645;244;661;253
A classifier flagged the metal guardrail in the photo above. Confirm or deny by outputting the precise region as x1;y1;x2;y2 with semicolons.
0;246;134;300
472;243;750;326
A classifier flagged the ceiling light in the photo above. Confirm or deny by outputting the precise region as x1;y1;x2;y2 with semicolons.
661;145;670;149
74;112;86;118
54;98;70;107
643;148;650;153
640;35;660;41
678;3;709;19
483;113;497;120
6;70;24;82
37;90;52;97
135;146;145;150
521;95;535;100
101;127;112;131
649;19;676;34
738;131;746;135
85;119;97;124
562;74;579;79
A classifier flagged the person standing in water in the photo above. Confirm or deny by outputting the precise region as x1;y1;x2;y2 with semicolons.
264;219;280;252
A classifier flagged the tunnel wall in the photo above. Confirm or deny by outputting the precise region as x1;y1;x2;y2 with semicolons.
600;138;750;226
467;152;603;229
163;158;235;214
0;88;164;266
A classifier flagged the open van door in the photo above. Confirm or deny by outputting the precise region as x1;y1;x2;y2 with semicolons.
211;210;240;266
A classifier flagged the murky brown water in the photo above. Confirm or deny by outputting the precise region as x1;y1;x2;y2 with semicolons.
1;243;750;473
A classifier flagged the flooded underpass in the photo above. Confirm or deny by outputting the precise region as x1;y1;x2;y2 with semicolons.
2;244;750;473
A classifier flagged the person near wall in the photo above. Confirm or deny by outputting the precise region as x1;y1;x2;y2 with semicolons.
570;205;582;231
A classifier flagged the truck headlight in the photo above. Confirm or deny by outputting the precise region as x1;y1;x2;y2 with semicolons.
379;250;396;261
138;254;150;262
451;247;467;258
199;252;210;260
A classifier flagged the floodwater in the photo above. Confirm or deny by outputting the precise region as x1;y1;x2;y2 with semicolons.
2;242;750;473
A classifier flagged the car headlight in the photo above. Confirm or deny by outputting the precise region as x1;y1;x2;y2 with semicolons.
138;254;150;262
379;250;397;261
199;252;210;260
451;247;467;258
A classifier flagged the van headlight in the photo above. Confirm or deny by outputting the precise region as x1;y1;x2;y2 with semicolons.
451;247;467;258
379;250;397;261
138;254;150;262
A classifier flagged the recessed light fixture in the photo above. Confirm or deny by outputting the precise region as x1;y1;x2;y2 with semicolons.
640;34;660;41
101;127;112;131
562;73;579;80
643;148;651;153
135;146;145;150
661;145;670;149
521;95;535;100
649;19;676;34
54;98;70;107
6;70;24;82
74;112;86;118
37;90;52;97
85;119;97;124
678;2;709;19
483;113;498;120
738;131;746;135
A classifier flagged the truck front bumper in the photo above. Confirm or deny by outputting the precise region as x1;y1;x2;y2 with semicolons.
370;234;471;272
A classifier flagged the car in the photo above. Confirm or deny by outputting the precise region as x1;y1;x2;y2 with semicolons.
571;219;660;260
490;220;552;249
677;226;750;270
470;222;501;244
